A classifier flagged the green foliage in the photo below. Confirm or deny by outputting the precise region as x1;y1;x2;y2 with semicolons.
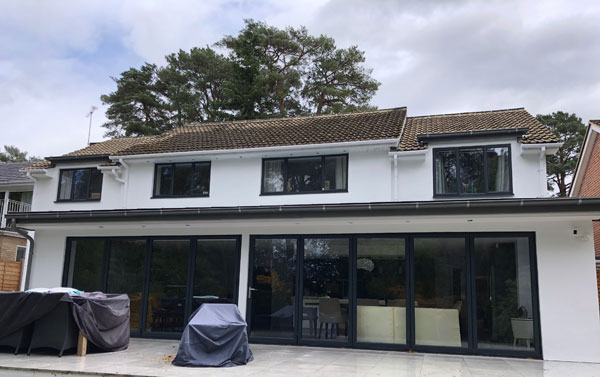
0;145;41;162
536;112;586;197
101;20;380;136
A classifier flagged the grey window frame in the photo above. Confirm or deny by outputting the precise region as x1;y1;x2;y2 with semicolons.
56;167;103;202
152;161;211;198
433;144;513;197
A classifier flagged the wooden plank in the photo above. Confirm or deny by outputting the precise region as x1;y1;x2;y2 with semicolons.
77;331;87;356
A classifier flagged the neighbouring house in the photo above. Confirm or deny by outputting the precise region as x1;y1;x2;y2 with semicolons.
0;162;34;291
7;107;600;363
570;119;600;303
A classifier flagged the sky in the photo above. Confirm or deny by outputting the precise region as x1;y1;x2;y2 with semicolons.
1;0;599;158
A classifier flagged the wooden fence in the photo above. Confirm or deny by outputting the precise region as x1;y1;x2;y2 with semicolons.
0;261;22;291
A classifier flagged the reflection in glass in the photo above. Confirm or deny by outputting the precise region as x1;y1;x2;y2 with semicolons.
487;147;511;193
59;170;73;200
107;239;146;331
192;239;238;311
413;238;467;347
356;238;406;344
67;239;104;292
323;155;347;190
475;237;535;351
303;238;349;341
434;151;457;195
250;238;297;339
173;163;193;196
146;240;190;333
263;159;285;193
459;148;484;194
72;169;91;200
287;157;322;192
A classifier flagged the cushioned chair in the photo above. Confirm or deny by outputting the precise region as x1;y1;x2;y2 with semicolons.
511;318;534;348
318;298;347;339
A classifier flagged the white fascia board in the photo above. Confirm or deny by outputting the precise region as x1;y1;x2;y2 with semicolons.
520;143;563;155
109;139;399;162
26;169;51;180
571;125;600;196
388;149;427;160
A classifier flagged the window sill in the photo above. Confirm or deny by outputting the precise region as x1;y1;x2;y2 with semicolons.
260;190;349;196
151;195;210;199
54;199;101;203
433;192;514;199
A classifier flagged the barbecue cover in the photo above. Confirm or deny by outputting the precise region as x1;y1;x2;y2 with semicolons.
172;304;253;367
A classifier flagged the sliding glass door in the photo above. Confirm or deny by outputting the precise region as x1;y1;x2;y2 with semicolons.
355;237;407;345
413;237;468;349
247;233;540;357
63;236;241;338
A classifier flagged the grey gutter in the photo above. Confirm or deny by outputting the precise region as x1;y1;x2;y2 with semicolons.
46;155;111;164
6;219;34;290
417;128;529;143
6;197;600;224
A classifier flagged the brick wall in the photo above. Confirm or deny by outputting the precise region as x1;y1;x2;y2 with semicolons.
579;134;600;258
0;234;27;262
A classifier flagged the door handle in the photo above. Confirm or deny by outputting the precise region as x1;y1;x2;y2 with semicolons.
248;287;258;298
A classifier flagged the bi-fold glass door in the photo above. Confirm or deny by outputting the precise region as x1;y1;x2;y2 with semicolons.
63;236;241;338
247;233;541;358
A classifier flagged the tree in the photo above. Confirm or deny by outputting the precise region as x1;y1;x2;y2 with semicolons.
303;45;380;114
101;63;169;137
536;112;586;197
101;20;381;136
0;145;41;162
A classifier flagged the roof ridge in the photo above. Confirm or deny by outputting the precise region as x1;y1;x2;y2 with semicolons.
408;107;526;120
182;107;407;129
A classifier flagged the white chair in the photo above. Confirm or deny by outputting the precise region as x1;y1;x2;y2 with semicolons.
511;318;534;348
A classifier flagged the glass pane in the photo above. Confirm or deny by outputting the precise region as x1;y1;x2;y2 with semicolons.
356;238;406;344
72;169;91;200
107;239;146;331
323;156;347;191
146;240;190;333
67;239;104;292
475;237;535;351
263;159;285;193
434;151;457;195
287;157;322;193
90;169;103;200
459;148;485;194
192;239;237;311
413;237;467;348
250;238;297;339
303;238;349;342
155;165;173;196
487;147;511;193
59;170;73;200
192;163;210;196
173;163;193;196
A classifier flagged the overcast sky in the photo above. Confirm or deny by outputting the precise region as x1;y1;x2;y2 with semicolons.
1;0;599;158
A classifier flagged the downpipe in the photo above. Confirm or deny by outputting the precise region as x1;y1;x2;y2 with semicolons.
7;218;34;290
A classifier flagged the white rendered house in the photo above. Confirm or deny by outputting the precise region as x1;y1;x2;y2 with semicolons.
8;107;600;362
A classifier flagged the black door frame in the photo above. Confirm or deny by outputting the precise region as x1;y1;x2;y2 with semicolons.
246;232;542;359
63;235;242;340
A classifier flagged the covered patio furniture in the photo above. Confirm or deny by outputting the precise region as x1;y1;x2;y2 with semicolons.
172;303;253;367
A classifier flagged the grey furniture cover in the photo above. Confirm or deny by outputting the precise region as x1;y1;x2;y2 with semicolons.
0;292;130;353
172;304;253;367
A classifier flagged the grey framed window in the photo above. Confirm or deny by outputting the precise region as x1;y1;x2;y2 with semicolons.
261;154;348;195
57;168;103;201
434;145;512;196
153;162;211;198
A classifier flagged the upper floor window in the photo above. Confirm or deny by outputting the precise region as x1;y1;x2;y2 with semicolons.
434;145;512;196
262;154;348;195
154;162;211;198
58;168;103;201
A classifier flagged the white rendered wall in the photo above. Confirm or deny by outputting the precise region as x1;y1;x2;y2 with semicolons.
25;213;600;362
31;138;550;212
395;138;548;201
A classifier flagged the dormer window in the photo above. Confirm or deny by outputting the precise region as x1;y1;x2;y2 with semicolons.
57;168;103;201
262;154;348;195
433;145;512;196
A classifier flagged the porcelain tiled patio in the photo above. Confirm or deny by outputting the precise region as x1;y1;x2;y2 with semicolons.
0;338;599;377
